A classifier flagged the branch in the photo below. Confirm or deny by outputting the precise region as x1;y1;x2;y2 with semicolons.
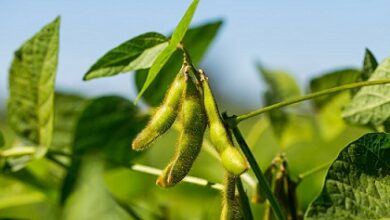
297;162;331;183
229;123;286;220
235;79;390;123
236;177;254;220
0;146;36;158
128;163;224;190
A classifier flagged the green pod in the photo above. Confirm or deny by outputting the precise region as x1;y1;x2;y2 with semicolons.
221;173;242;220
200;70;248;175
156;72;207;187
132;68;185;151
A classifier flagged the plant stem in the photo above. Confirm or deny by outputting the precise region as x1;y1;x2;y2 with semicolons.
47;149;73;157
0;146;36;157
46;154;69;169
128;163;224;190
236;177;254;220
235;79;390;123
297;162;331;183
230;124;286;220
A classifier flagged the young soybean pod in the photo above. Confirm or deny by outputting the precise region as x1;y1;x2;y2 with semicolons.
132;66;186;151
156;69;207;187
221;173;242;220
199;70;248;175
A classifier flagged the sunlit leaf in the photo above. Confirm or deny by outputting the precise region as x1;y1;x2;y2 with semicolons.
51;93;88;151
135;20;223;106
83;32;168;80
135;0;199;103
310;69;361;140
7;17;60;148
342;58;390;126
305;133;390;219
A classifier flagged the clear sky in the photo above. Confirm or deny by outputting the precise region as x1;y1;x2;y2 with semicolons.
1;0;389;112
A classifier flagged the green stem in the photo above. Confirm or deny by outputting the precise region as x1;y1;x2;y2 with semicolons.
111;194;143;220
46;154;69;169
128;163;224;190
0;146;36;157
230;124;286;220
235;79;390;123
47;149;73;158
297;162;331;183
236;177;254;220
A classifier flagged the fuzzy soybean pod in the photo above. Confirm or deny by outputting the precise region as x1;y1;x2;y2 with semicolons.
132;69;185;151
156;73;207;187
200;70;248;175
221;173;242;220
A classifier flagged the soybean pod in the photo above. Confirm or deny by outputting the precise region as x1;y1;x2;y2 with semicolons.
221;172;242;220
132;66;186;151
156;69;207;187
199;70;248;175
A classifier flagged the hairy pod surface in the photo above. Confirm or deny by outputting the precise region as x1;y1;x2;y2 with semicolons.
132;69;185;151
221;173;242;220
156;72;207;187
200;70;248;175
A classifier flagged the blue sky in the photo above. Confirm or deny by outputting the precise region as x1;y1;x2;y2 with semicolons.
1;0;389;112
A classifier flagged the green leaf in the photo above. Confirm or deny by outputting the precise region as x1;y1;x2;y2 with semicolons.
361;48;378;82
135;0;199;103
0;131;4;147
305;132;390;219
7;16;60;147
311;69;361;108
60;96;147;203
62;155;132;220
258;64;301;102
342;58;390;126
257;64;312;148
310;69;361;140
83;32;168;80
135;20;223;106
51;93;88;151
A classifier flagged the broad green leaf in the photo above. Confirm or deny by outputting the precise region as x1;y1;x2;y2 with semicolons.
60;96;147;203
72;96;146;157
361;48;378;82
258;64;301;102
83;32;168;80
4;169;49;193
305;133;390;219
0;131;4;147
0;177;50;219
342;58;390;126
62;155;132;220
311;69;361;108
135;20;223;106
135;0;199;103
310;69;361;140
258;64;312;148
51;93;88;151
8;17;60;147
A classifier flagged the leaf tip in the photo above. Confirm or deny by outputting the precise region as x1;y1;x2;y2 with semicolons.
82;72;91;81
